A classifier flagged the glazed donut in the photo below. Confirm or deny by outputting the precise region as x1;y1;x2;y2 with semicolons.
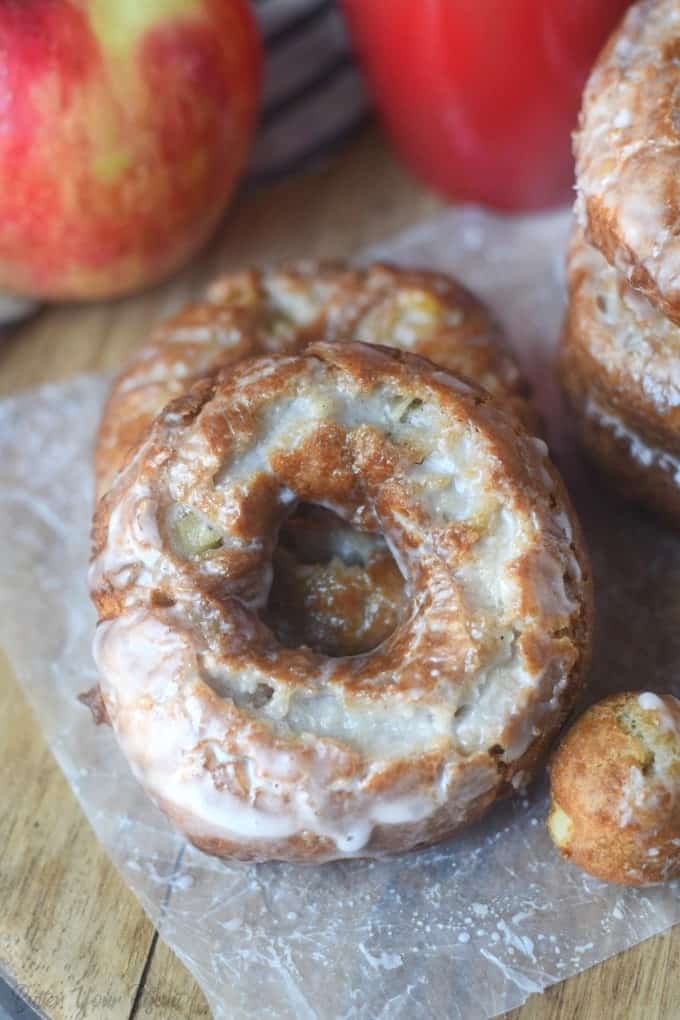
90;342;591;862
95;261;535;499
560;229;680;523
95;263;537;660
548;692;680;885
575;0;680;324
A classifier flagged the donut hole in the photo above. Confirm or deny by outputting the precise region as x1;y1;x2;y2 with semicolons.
261;503;408;657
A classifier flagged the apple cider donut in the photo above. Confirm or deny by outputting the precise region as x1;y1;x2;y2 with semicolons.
90;342;591;862
95;261;535;498
95;264;536;661
575;0;680;323
548;692;680;885
561;229;680;522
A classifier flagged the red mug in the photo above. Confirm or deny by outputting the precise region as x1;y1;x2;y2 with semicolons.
342;0;632;210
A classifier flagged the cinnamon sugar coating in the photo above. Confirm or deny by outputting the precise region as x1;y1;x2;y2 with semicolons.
549;692;680;885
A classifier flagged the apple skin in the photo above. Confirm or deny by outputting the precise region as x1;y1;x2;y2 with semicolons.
0;0;261;300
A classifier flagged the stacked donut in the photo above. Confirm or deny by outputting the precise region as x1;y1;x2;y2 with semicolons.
546;0;680;888
90;261;593;862
95;262;537;498
95;263;540;663
562;0;680;524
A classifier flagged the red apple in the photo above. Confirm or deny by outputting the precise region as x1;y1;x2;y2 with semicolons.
0;0;261;300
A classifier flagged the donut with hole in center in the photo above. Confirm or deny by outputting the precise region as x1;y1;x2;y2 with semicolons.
95;262;539;662
90;342;591;862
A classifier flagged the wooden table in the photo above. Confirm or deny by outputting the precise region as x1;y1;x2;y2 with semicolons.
0;127;677;1020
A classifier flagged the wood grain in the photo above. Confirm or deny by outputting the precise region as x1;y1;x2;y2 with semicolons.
0;653;154;1020
133;941;211;1020
0;126;677;1020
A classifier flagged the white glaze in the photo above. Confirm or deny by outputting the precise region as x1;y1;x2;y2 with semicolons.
585;400;680;485
616;692;680;830
569;235;680;417
92;347;586;858
638;691;680;734
575;0;680;316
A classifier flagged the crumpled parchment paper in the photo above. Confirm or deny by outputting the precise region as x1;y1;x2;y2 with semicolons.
1;207;678;1020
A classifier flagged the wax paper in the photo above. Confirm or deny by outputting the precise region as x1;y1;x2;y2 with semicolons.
1;207;679;1020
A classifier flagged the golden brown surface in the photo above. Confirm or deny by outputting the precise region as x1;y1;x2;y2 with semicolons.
0;126;677;1018
263;506;406;657
548;691;680;885
560;229;680;524
94;260;540;721
91;342;591;862
94;262;538;664
95;261;536;498
575;0;680;324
